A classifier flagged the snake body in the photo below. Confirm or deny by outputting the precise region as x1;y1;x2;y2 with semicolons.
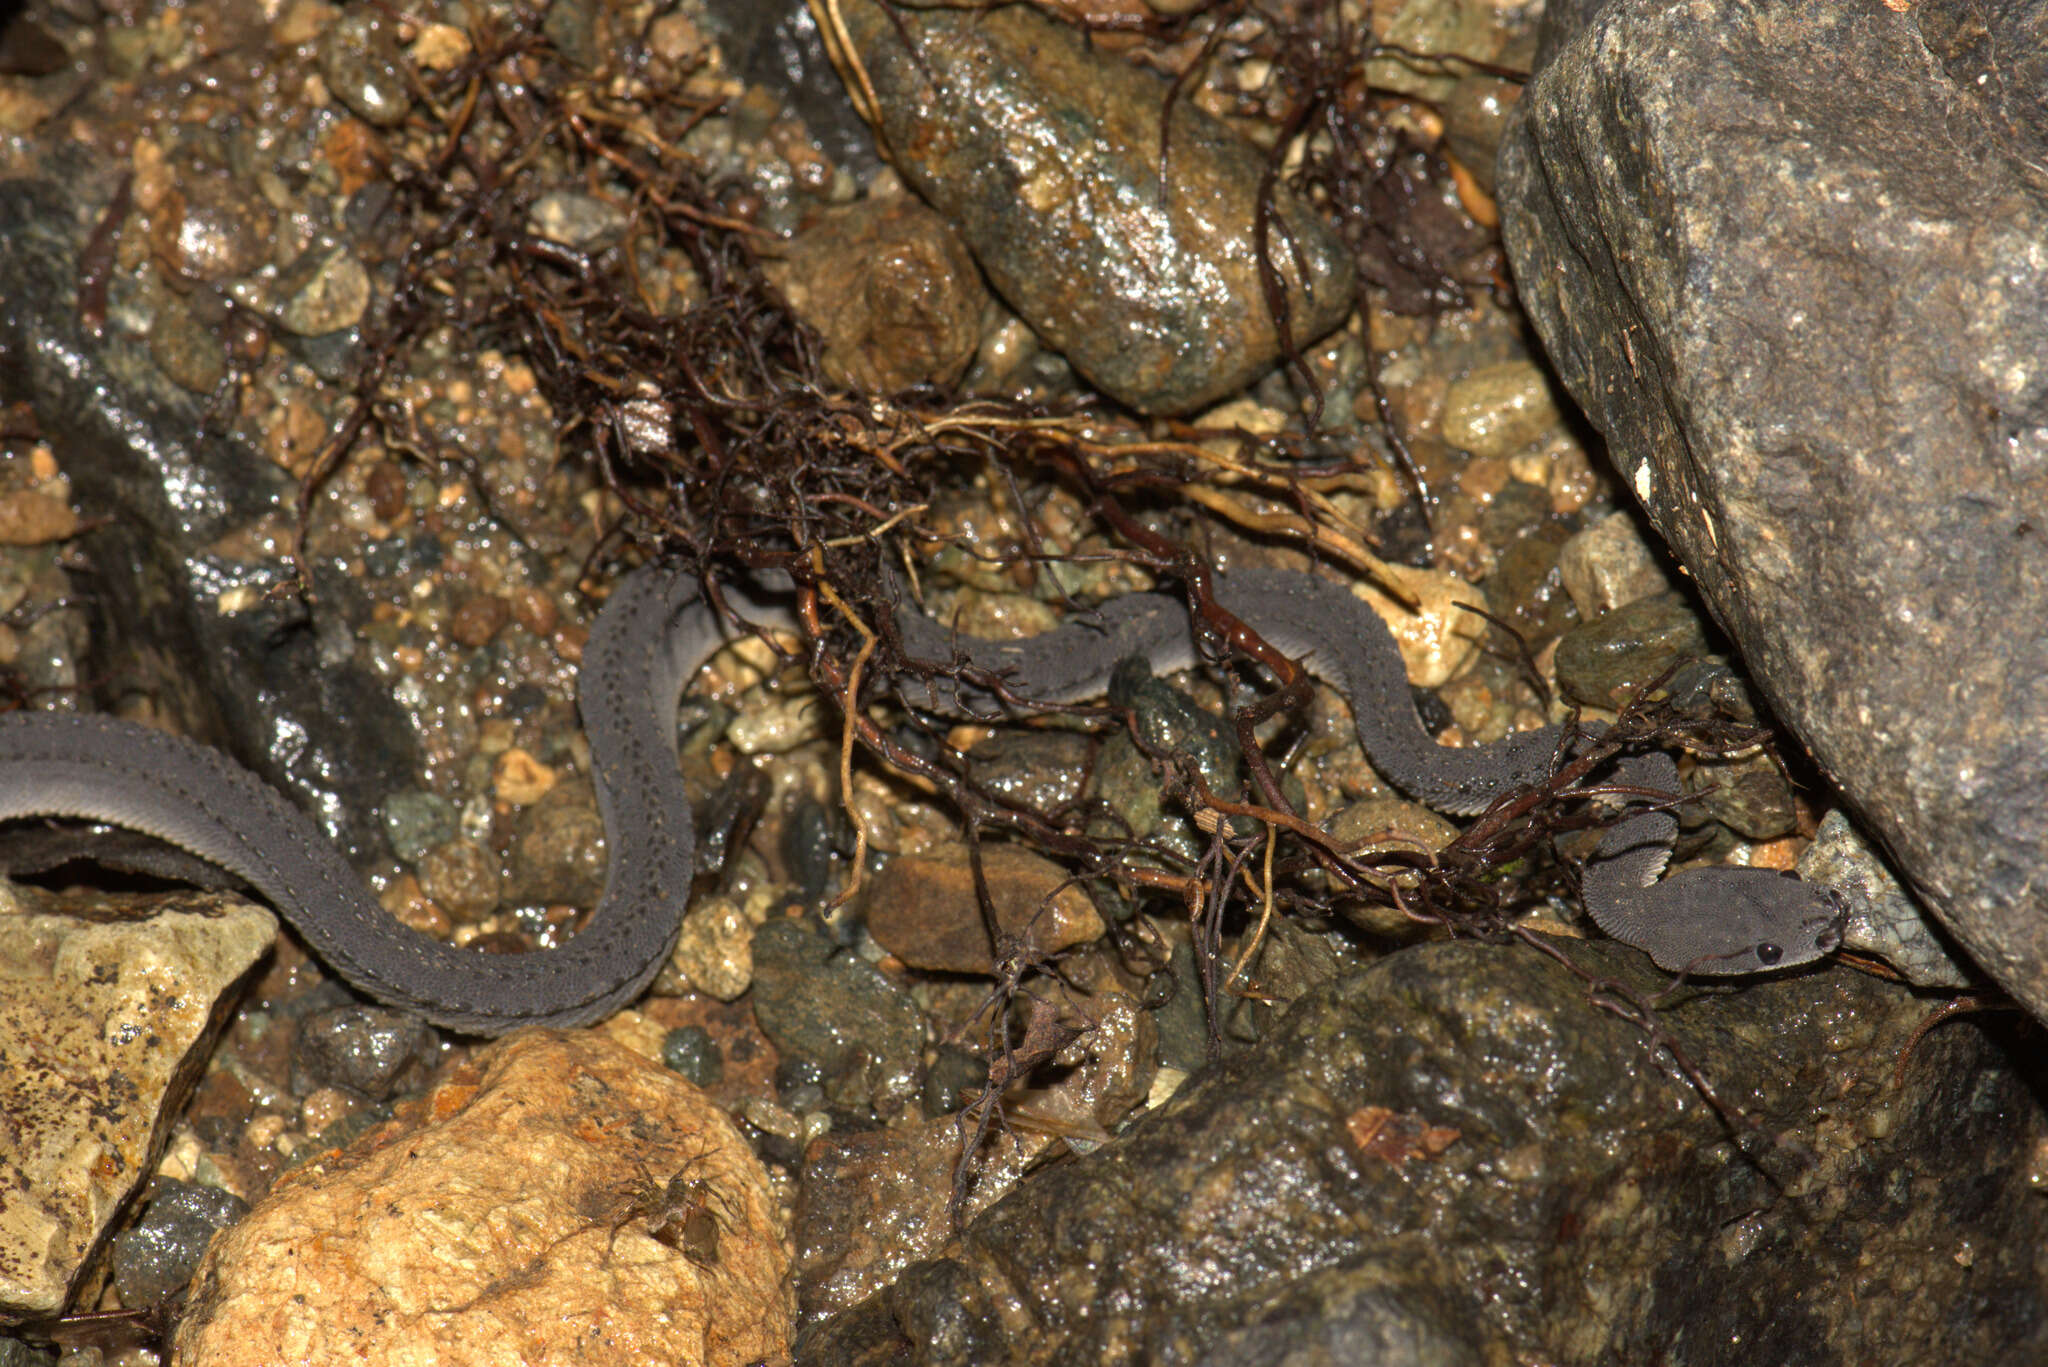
0;563;1845;1033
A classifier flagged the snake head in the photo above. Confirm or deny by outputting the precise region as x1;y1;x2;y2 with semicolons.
1647;869;1849;977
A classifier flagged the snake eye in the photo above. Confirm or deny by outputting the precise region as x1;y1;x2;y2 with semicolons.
1755;942;1783;966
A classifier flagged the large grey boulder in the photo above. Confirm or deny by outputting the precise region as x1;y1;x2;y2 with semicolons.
1499;1;2048;1019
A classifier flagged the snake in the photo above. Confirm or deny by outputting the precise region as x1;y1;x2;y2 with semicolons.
0;561;1846;1034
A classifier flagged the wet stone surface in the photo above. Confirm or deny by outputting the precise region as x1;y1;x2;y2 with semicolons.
797;941;2048;1366
749;918;924;1118
830;0;1354;414
109;1178;248;1309
1502;0;2048;1024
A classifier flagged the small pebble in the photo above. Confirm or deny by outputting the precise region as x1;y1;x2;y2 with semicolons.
381;788;457;864
318;9;414;127
661;1025;724;1087
289;1005;434;1100
526;190;629;253
449;593;509;648
0;488;77;545
1440;360;1567;458
416;837;501;921
492;747;557;805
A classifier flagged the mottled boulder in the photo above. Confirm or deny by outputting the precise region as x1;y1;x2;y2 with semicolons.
1499;2;2048;1020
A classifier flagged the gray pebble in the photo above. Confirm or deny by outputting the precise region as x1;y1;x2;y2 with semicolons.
290;1005;435;1099
110;1179;248;1308
381;788;457;865
318;11;415;128
662;1025;724;1087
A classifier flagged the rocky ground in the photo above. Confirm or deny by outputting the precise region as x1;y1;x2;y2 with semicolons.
0;0;2042;1363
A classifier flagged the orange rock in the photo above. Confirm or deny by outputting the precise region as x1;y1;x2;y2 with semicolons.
172;1031;791;1366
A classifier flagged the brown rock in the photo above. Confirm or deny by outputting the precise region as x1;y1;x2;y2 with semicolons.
768;196;990;393
448;592;510;647
863;843;1104;975
171;1031;792;1366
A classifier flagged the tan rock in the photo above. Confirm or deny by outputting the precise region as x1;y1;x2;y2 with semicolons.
864;842;1104;975
0;886;274;1321
1356;565;1488;689
0;489;78;546
171;1031;792;1366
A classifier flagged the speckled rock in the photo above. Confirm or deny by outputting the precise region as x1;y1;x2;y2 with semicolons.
109;1178;248;1309
828;0;1354;414
1551;590;1710;710
1500;0;2048;1023
796;941;2048;1364
171;1031;791;1366
796;986;1154;1323
1439;359;1567;459
0;885;274;1322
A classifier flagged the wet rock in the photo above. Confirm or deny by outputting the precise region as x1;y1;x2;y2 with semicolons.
703;0;881;179
768;195;989;392
447;591;510;648
1499;1;2048;1022
1690;750;1796;843
507;786;609;908
794;1115;1038;1325
798;983;1151;1323
828;0;1353;414
109;1179;249;1308
663;1024;725;1087
797;941;2048;1364
1551;590;1709;710
865;842;1104;976
379;788;457;865
263;243;371;336
1799;810;1976;989
172;1031;791;1365
288;1005;434;1100
1322;795;1458;938
1110;656;1240;792
669;889;766;1002
414;837;501;921
144;289;229;395
0;179;424;866
919;1042;986;1118
961;729;1091;814
0;886;273;1321
750;918;924;1115
1557;510;1677;619
317;9;413;127
1485;514;1575;643
148;173;273;283
1439;359;1567;458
